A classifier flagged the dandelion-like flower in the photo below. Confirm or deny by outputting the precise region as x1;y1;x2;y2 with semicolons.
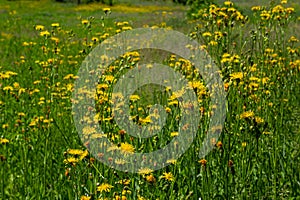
103;8;111;15
80;195;91;200
240;111;255;119
146;174;156;183
138;168;153;175
35;25;44;31
230;72;243;80
51;23;60;27
160;172;174;182
0;138;9;145
120;142;135;154
81;19;89;25
97;183;114;192
198;159;207;167
40;31;50;37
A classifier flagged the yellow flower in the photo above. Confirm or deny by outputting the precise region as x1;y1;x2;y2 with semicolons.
120;142;135;154
13;82;20;88
260;11;271;20
214;31;223;40
91;37;99;43
138;168;153;175
139;116;152;124
63;157;79;164
169;88;185;100
170;132;179;137
230;72;243;80
209;40;218;46
288;36;299;43
130;95;140;101
249;82;259;90
146;174;156;183
103;7;111;14
168;100;178;106
272;5;285;14
51;37;59;43
166;159;177;164
285;7;294;14
255;116;264;124
138;195;146;200
252;6;261;12
116;179;131;185
40;31;50;37
224;1;233;6
97;183;114;192
2;124;9;129
122;26;132;31
81;19;89;25
216;141;223;149
160;172;174;182
0;138;9;144
165;107;171;113
3;86;13;91
63;74;73;80
35;25;44;31
202;32;212;37
105;75;114;83
116;22;124;26
263;131;271;135
198;159;207;167
115;195;127;200
240;111;254;119
51;23;60;27
80;196;91;200
67;149;85;155
82;126;96;135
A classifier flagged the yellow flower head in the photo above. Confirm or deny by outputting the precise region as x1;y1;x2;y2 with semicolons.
63;157;79;164
138;167;153;175
67;149;85;155
230;72;243;80
120;142;135;154
0;138;9;144
80;196;91;200
198;159;207;167
81;19;89;25
97;183;114;192
288;36;299;43
146;174;156;183
160;172;174;182
224;1;233;6
240;111;255;119
91;37;99;43
103;7;111;14
35;25;44;31
202;32;212;37
51;23;60;27
281;0;287;4
40;31;50;37
285;7;294;14
251;6;261;11
130;95;140;101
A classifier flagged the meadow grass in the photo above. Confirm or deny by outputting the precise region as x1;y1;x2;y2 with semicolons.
0;0;299;199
